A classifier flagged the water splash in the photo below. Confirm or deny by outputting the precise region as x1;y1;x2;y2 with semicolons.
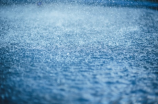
0;2;158;104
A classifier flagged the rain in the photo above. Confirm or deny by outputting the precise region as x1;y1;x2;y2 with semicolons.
0;0;158;104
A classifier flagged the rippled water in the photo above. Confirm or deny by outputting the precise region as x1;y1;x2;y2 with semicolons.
0;2;158;104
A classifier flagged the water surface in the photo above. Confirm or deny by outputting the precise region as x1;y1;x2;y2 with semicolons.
0;2;158;104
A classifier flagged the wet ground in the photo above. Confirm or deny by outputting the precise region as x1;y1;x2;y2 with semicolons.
0;2;158;104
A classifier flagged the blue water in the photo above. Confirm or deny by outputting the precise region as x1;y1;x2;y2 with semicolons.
0;1;158;104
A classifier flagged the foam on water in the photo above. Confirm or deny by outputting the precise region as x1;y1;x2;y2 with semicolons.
0;3;158;104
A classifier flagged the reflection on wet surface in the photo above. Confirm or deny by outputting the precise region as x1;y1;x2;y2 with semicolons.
0;2;158;104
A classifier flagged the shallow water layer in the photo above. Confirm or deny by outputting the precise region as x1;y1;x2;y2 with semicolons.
0;3;158;104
